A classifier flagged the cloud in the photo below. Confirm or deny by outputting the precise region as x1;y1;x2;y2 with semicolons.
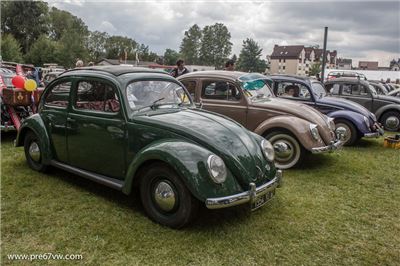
49;1;400;66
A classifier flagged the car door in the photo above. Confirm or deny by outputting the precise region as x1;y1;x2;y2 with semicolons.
67;77;126;179
340;82;373;111
40;78;72;163
199;79;247;127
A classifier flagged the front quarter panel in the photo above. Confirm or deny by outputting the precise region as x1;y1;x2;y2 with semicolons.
254;115;325;151
375;104;400;120
123;139;244;201
327;110;369;134
15;114;52;164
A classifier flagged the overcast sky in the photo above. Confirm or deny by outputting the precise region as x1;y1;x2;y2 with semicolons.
49;0;400;66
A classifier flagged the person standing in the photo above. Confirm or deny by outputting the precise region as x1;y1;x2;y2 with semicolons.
171;59;189;78
225;60;235;71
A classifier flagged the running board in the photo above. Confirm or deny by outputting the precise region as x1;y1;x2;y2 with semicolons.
50;160;124;190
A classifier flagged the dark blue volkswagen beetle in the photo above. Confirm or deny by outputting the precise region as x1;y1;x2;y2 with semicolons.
268;75;384;146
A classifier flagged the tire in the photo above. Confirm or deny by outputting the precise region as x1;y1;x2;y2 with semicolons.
24;131;48;172
139;163;199;228
265;131;304;169
334;119;358;146
380;111;400;132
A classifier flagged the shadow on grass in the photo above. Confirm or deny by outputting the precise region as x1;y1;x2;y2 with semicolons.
1;131;17;144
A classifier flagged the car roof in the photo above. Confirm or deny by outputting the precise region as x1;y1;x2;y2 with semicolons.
61;66;169;77
268;74;317;84
325;77;369;84
179;70;246;80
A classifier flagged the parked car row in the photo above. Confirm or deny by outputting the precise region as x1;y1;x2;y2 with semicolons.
12;66;399;228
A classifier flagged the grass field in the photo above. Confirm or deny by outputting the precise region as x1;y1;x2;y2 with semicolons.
1;132;399;265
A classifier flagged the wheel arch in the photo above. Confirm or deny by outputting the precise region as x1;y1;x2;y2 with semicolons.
375;105;400;121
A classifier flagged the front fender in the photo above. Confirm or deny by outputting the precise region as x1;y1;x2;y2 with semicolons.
375;104;400;120
254;115;323;151
15;114;52;165
122;139;243;201
327;110;369;133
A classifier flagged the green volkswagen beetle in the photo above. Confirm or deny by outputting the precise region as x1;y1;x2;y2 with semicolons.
15;66;282;228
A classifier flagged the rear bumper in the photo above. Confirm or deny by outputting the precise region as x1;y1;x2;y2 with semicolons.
311;139;344;153
364;127;384;138
205;170;282;209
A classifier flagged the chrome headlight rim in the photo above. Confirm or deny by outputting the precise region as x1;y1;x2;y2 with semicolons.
261;139;275;161
309;123;320;141
206;154;227;184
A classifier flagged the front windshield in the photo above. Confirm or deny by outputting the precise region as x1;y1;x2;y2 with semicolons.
126;80;192;111
238;73;274;101
311;82;327;98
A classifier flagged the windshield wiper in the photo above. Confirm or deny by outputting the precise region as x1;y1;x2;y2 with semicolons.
135;97;165;112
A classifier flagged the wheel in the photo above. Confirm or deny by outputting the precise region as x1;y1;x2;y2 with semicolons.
139;163;199;228
380;111;400;132
334;119;358;146
24;131;48;172
265;131;304;169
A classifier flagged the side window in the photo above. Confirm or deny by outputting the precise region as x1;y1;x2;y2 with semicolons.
328;83;340;95
360;85;370;96
181;80;196;99
44;81;71;108
75;80;120;113
277;82;310;99
342;84;352;95
201;80;240;101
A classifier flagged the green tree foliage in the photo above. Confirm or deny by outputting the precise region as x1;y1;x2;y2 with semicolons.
199;23;232;68
236;38;267;73
48;7;89;41
56;29;89;68
163;49;180;65
24;35;59;66
1;1;49;53
87;31;109;62
105;36;138;61
137;44;158;62
1;34;23;62
309;62;321;76
179;24;202;65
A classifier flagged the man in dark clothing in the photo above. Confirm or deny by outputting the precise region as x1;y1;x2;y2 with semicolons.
171;59;189;77
225;60;235;71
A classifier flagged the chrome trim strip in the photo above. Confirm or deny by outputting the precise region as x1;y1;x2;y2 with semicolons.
205;170;282;209
0;125;16;131
311;139;344;153
50;160;124;190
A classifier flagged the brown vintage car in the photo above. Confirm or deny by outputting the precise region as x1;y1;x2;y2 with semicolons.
178;71;344;169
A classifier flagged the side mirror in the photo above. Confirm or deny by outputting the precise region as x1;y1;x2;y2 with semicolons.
195;100;203;109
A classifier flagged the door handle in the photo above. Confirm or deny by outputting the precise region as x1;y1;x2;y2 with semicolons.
67;117;76;123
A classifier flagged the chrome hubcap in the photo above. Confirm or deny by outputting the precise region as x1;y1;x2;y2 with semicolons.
154;181;176;212
386;116;400;129
28;141;41;162
335;125;350;143
273;140;294;162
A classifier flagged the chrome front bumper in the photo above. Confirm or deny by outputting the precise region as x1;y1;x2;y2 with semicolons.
0;125;16;132
364;127;384;138
205;170;282;209
311;139;344;153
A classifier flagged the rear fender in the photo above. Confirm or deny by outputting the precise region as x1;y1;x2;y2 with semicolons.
327;110;369;133
375;105;400;120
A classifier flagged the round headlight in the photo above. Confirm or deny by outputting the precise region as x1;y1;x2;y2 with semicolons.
309;124;320;141
207;155;227;184
363;116;370;128
261;139;275;161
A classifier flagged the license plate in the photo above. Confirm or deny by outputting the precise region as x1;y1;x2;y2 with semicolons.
251;189;275;211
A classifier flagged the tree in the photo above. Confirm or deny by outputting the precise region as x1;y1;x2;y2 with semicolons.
87;31;109;62
163;49;180;65
48;7;89;41
1;34;23;62
179;24;202;65
24;35;59;66
137;44;158;62
56;29;89;68
199;23;232;68
309;62;321;76
1;1;49;53
236;38;267;73
105;36;137;60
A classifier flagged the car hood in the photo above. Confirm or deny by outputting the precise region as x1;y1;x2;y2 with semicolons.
251;98;334;143
320;96;374;120
132;108;275;188
376;95;400;104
